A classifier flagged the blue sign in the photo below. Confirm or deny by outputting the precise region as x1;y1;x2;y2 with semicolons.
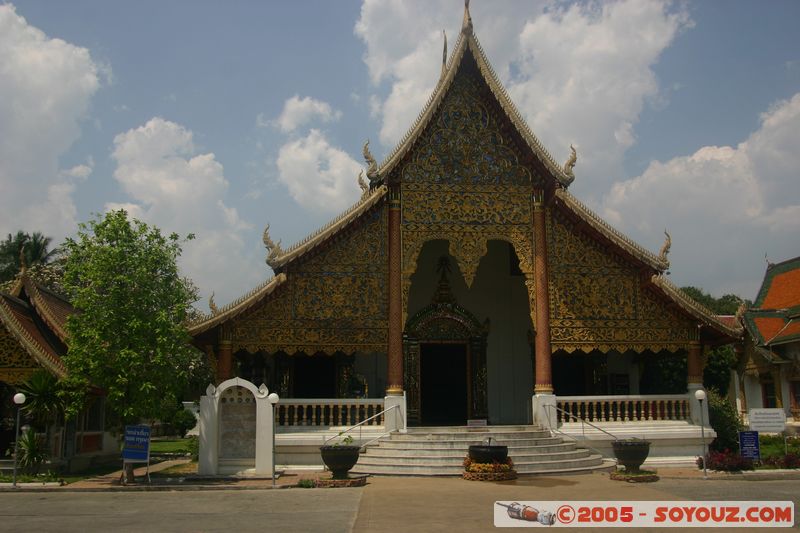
123;425;151;462
739;430;760;461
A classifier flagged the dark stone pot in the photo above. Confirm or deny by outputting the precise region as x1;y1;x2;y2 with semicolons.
612;439;651;473
468;444;508;464
320;445;360;479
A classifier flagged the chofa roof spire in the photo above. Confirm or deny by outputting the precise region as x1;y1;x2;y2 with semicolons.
462;0;473;35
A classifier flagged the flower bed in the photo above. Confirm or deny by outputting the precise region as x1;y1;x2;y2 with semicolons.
462;456;517;481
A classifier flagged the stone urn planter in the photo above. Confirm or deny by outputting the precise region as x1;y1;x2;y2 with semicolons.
612;439;651;473
468;437;508;464
320;445;360;479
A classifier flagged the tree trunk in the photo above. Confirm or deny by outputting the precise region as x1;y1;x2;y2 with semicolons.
124;462;135;484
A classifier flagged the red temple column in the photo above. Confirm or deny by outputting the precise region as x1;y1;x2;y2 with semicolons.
687;341;703;386
533;191;553;394
386;191;404;396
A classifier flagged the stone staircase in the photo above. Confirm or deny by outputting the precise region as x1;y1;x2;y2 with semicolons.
351;425;613;476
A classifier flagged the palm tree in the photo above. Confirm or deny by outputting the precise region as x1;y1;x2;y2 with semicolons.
0;231;58;282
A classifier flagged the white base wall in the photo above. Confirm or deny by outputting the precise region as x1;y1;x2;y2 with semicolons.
558;421;717;466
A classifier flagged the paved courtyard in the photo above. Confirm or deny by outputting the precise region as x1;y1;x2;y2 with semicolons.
0;471;797;532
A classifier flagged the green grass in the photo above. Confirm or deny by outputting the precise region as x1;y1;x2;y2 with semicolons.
149;438;192;454
759;435;800;460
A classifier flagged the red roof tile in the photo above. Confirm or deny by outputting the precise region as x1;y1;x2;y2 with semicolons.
762;269;800;309
752;317;787;343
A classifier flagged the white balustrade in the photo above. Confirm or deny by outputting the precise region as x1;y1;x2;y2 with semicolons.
556;395;691;424
276;399;385;427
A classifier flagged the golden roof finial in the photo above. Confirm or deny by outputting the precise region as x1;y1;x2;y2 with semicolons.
357;170;368;196
262;224;284;268
18;242;27;274
441;30;448;79
563;144;577;184
462;0;473;35
735;301;747;322
658;230;671;266
209;292;220;315
363;140;381;190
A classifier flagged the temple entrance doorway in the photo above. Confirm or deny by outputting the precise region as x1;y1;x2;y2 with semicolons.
420;343;468;425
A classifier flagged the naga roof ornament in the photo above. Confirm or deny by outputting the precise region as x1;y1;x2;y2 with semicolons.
357;170;369;197
262;224;284;268
363;140;382;190
658;230;671;268
18;243;27;274
562;144;577;186
441;30;448;79
208;292;220;315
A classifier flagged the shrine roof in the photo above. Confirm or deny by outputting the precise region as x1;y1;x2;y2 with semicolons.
375;4;573;188
743;255;800;348
267;185;386;270
0;291;67;377
188;273;286;335
754;255;800;311
649;275;744;340
555;189;669;271
262;3;575;274
21;276;73;342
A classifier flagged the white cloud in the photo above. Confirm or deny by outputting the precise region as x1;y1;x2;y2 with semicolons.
602;93;800;298
271;95;342;133
59;156;94;180
0;4;101;239
110;117;263;304
276;129;363;213
355;0;689;197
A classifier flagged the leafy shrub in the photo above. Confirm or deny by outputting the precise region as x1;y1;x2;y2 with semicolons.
706;389;742;452
297;479;315;488
187;435;199;461
763;453;800;469
171;409;197;438
697;449;754;472
7;430;49;474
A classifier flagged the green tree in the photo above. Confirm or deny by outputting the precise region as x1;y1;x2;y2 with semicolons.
61;210;206;429
681;286;748;397
0;231;58;282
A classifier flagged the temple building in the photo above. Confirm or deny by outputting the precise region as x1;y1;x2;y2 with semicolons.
190;4;742;469
737;256;800;431
0;267;114;469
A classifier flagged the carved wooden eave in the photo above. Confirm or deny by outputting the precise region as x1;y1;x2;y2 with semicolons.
554;189;668;272
0;293;67;378
649;274;744;341
21;276;72;343
188;273;287;336
375;7;574;189
267;185;387;270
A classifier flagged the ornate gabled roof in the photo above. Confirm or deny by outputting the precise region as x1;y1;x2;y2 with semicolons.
21;276;72;342
266;185;387;270
188;273;287;335
375;4;574;188
743;255;800;348
649;274;744;340
554;189;669;271
0;292;67;378
753;255;800;311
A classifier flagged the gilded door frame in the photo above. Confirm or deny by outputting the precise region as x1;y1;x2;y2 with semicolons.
403;302;489;425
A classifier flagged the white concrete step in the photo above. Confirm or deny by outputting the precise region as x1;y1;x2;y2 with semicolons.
351;425;607;476
374;436;564;449
357;449;593;467
363;441;578;457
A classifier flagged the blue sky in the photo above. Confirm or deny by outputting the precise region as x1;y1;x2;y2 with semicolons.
2;0;799;308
